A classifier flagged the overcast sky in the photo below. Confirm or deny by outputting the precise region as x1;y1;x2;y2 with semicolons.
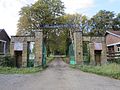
0;0;120;36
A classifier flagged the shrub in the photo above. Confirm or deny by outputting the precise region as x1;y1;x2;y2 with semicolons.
0;55;15;67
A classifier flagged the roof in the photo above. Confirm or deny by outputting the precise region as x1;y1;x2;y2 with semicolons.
106;30;120;38
0;29;10;40
0;29;4;33
110;31;120;36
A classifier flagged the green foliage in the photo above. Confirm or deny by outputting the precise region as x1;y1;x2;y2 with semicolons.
0;67;43;74
71;63;120;79
107;58;120;64
113;13;120;30
0;55;15;67
90;10;115;35
17;0;65;35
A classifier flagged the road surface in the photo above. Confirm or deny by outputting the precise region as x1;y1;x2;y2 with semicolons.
0;58;120;90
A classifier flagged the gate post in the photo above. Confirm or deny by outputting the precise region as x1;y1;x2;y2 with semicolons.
74;30;83;64
34;30;43;66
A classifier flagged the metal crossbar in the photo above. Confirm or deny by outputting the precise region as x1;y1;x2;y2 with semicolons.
39;24;80;29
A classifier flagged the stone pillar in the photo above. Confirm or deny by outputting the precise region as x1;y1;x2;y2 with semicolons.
89;43;95;65
74;30;83;64
101;41;107;64
22;42;27;67
34;30;43;66
10;42;14;56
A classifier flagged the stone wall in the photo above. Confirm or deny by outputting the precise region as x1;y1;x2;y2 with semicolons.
10;36;35;67
74;33;107;65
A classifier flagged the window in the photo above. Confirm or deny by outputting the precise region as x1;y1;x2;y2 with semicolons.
118;48;120;51
117;47;120;52
108;46;114;53
0;41;6;55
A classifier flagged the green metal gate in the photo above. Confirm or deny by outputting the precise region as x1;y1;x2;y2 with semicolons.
42;42;46;67
69;43;76;65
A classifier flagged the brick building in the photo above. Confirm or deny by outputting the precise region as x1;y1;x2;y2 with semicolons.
106;30;120;61
106;31;120;53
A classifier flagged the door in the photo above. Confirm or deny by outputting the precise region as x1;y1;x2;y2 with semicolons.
95;50;101;65
14;51;22;68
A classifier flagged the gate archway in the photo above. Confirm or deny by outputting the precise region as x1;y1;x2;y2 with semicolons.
40;24;80;66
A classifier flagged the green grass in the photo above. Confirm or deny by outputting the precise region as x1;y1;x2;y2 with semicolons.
0;55;54;74
0;66;43;74
71;63;120;79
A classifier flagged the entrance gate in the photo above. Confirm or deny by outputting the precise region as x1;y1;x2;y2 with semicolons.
42;42;46;67
69;43;76;64
40;24;78;65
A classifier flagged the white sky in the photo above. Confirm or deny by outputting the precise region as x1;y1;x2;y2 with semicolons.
0;0;99;36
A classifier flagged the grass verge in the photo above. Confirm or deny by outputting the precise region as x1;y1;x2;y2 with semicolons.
70;63;120;79
0;66;43;74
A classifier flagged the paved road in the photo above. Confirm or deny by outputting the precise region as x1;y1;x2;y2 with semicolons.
0;58;120;90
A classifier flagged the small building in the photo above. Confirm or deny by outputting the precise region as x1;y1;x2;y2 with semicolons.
106;30;120;61
74;30;107;65
10;30;43;68
0;29;10;55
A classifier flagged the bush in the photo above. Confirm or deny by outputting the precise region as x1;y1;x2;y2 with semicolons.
0;55;15;67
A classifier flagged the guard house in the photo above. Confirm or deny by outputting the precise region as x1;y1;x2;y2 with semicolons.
10;30;43;68
74;30;107;65
10;29;107;67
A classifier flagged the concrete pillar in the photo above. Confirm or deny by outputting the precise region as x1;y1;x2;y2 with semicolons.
74;30;83;64
34;30;43;66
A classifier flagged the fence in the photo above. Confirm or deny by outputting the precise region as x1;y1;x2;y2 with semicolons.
107;52;120;63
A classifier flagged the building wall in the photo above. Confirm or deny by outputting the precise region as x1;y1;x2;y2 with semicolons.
10;36;36;67
83;36;107;64
10;30;43;67
74;31;107;65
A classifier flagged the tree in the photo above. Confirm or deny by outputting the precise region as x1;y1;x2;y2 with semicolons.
57;14;88;55
17;0;65;35
90;10;115;35
112;13;120;30
17;0;65;56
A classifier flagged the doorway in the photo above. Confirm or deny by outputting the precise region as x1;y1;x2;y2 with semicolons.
14;51;22;68
95;50;101;65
